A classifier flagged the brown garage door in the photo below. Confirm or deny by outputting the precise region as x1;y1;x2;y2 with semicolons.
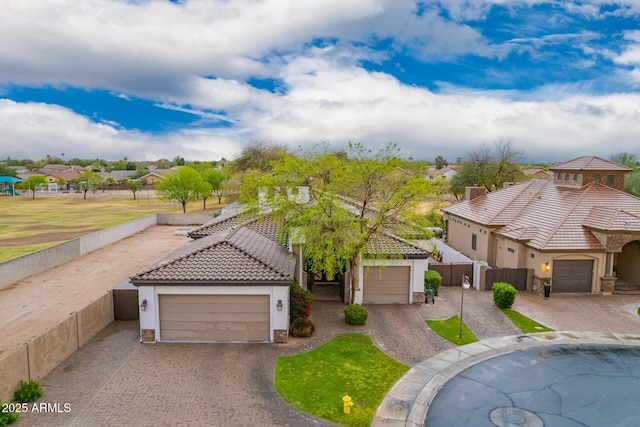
363;266;410;304
159;294;270;342
552;260;593;293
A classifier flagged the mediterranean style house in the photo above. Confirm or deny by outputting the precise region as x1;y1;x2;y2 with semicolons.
441;156;640;295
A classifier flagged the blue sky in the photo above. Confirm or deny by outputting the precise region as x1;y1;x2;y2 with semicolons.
1;0;640;163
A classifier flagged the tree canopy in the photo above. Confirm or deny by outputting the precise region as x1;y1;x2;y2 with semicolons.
450;140;524;199
233;139;290;172
155;167;205;213
74;171;103;199
241;142;435;303
19;175;47;198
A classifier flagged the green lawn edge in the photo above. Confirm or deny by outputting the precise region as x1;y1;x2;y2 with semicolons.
274;333;409;427
501;309;554;333
426;315;478;345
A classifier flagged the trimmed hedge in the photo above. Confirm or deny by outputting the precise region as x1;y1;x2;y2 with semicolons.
344;304;368;326
291;317;315;337
492;282;518;309
424;270;442;296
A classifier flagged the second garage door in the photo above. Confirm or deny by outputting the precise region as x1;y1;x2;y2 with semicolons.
552;260;593;293
159;294;270;342
363;266;410;304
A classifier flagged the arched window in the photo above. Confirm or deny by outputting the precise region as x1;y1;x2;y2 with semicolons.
593;174;601;183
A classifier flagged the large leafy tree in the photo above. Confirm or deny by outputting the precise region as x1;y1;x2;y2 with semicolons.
612;152;640;197
20;175;47;198
0;164;17;177
450;140;524;198
74;171;103;199
242;143;434;303
233;139;290;172
155;167;204;213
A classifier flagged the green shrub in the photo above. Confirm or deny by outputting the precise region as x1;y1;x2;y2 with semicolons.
492;282;518;309
289;281;313;321
13;379;42;403
290;317;315;337
0;403;19;426
424;270;442;296
344;304;368;326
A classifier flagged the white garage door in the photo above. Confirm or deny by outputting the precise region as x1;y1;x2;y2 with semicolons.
552;260;593;293
159;294;270;342
363;266;411;304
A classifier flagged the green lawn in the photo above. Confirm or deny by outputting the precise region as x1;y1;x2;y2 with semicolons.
0;193;226;262
426;315;478;345
501;309;554;333
275;334;408;427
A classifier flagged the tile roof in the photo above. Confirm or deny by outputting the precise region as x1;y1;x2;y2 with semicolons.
188;209;284;245
130;227;294;285
550;156;633;172
364;233;429;258
442;179;640;251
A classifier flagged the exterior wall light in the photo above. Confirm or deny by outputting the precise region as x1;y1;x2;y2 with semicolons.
140;299;148;312
543;262;551;272
276;299;283;312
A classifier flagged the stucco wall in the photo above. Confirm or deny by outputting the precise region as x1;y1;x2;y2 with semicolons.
0;213;215;290
156;213;213;225
77;292;115;347
445;216;492;263
0;292;116;401
0;239;81;290
79;215;157;255
27;316;79;381
0;347;29;402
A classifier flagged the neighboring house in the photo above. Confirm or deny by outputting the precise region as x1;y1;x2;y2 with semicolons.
522;168;553;180
44;172;79;189
139;172;164;185
441;156;640;295
424;165;458;181
131;195;431;344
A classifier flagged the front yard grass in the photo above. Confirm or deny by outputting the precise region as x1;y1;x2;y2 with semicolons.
274;333;408;427
501;309;554;333
426;315;478;345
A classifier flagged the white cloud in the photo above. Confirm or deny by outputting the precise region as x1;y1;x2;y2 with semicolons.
0;99;242;161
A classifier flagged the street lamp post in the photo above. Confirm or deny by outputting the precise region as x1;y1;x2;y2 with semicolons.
459;274;471;339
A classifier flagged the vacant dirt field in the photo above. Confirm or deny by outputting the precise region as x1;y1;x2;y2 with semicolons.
0;226;190;356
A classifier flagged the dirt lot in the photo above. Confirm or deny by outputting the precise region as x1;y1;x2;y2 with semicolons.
0;226;190;356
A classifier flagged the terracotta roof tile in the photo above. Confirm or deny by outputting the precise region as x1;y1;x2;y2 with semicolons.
443;179;640;251
550;156;633;172
365;233;429;258
130;227;294;285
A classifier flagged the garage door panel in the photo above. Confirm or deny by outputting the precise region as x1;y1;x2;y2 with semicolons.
159;294;270;342
553;260;593;293
363;266;410;304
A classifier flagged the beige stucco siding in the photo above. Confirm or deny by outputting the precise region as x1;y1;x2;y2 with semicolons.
445;216;493;263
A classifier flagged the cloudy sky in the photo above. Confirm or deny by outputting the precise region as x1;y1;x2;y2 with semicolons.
1;0;639;163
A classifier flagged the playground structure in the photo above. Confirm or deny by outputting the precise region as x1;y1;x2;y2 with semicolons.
0;176;22;196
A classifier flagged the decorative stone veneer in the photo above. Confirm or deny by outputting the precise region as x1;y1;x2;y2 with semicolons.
413;291;425;304
600;277;617;295
274;329;288;343
141;329;155;343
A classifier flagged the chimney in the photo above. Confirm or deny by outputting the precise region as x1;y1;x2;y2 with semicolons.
465;186;487;200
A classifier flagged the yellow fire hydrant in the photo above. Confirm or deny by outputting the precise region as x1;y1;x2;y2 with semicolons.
343;395;354;414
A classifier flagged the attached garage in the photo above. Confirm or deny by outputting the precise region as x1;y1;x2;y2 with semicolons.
552;260;593;293
363;266;411;304
159;294;270;342
132;226;294;343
